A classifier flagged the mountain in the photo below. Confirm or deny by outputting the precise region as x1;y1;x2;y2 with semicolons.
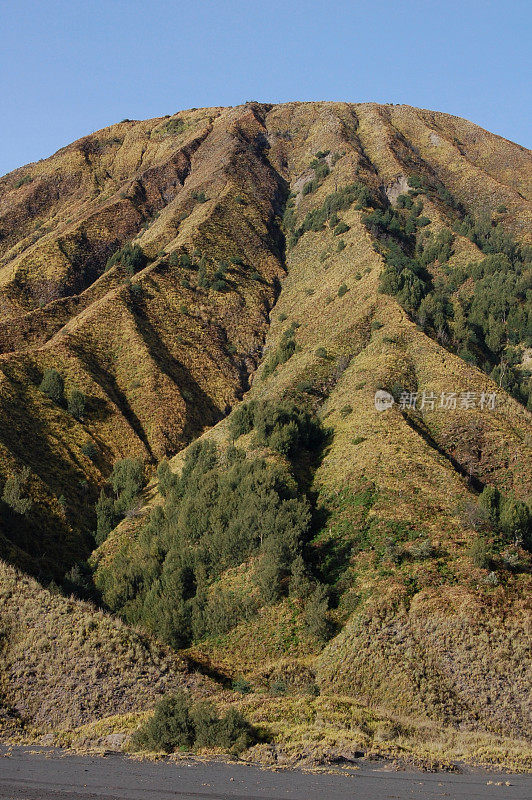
0;102;531;769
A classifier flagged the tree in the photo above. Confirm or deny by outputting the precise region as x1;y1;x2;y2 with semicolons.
107;243;147;275
110;458;145;515
39;368;64;404
95;489;116;545
289;554;312;598
478;485;501;526
68;389;86;421
500;498;532;549
157;459;175;497
468;535;492;569
2;467;32;515
303;584;331;642
229;402;255;440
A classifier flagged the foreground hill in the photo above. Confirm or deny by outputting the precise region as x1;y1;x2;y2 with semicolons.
0;102;531;767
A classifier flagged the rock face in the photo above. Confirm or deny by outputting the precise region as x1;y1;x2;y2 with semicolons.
0;102;531;753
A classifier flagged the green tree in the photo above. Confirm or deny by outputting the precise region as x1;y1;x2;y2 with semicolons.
95;489;117;545
500;498;532;549
110;458;145;515
157;459;175;497
289;554;312;598
303;584;331;642
39;368;64;404
107;243;146;275
479;485;501;526
229;402;255;439
468;535;492;569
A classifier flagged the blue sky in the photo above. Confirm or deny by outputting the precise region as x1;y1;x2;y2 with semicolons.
1;0;530;176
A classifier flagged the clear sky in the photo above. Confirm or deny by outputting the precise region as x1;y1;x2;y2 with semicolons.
1;0;530;176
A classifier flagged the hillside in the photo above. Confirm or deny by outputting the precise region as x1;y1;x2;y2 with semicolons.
0;102;531;768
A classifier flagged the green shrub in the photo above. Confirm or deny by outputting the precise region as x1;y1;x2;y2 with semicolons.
132;692;256;755
468;536;492;569
262;326;297;379
15;175;33;188
253;400;322;456
337;283;348;297
232;677;252;694
336;239;346;252
290;182;372;245
96;434;319;646
289;554;312;598
334;221;350;236
2;467;32;515
500;498;532;549
161;118;185;136
68;389;86;421
39;368;64;405
315;347;328;359
132;692;194;752
314;161;330;181
81;441;98;462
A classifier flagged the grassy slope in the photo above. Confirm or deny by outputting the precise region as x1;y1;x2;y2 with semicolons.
0;559;221;744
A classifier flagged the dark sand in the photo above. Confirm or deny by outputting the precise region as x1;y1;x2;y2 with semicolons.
0;746;530;800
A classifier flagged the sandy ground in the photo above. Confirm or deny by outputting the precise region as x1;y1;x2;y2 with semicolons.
0;746;531;800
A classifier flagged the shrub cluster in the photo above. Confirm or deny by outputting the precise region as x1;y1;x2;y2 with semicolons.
39;369;88;418
106;243;147;275
229;399;323;457
285;183;372;247
362;183;531;408
262;324;298;379
131;691;257;755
